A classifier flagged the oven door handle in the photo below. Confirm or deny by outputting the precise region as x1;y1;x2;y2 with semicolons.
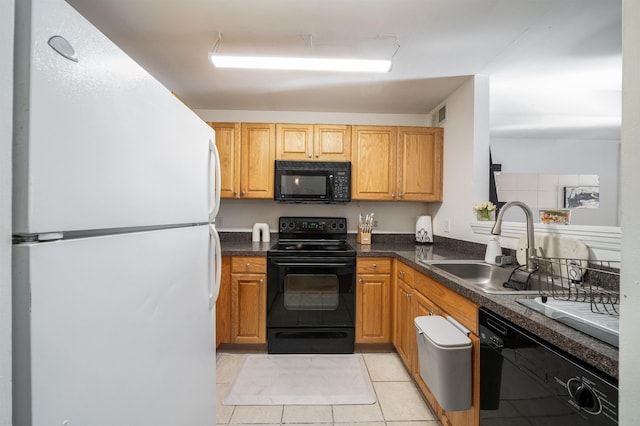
269;262;354;267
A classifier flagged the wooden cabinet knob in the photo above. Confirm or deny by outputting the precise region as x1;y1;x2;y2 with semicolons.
372;263;377;268
391;194;396;198
308;153;312;158
245;263;250;268
359;278;363;284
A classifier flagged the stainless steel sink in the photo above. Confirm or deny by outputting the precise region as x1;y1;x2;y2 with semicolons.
420;260;545;294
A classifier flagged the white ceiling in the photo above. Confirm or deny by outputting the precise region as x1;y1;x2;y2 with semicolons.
65;0;622;139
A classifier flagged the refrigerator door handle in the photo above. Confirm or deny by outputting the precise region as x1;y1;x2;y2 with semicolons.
209;139;221;223
209;224;222;309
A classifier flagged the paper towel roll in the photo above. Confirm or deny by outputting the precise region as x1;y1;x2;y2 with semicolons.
415;216;433;243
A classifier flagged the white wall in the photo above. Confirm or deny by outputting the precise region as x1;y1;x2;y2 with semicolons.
1;0;13;423
620;0;640;422
427;76;491;244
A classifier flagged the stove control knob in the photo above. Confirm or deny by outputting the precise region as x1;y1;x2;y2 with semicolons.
331;222;337;229
567;378;601;414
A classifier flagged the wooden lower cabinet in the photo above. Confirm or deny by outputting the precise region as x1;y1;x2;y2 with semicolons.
393;260;480;426
356;258;392;343
230;256;267;344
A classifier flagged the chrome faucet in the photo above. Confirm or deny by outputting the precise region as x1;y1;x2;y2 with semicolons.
491;201;537;272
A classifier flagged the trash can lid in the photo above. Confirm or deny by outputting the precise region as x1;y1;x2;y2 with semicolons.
415;315;471;348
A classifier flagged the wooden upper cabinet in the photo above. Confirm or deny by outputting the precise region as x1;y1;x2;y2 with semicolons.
313;124;351;161
276;124;313;160
209;122;241;199
397;127;443;202
352;125;443;202
351;126;397;200
241;123;275;199
276;123;351;161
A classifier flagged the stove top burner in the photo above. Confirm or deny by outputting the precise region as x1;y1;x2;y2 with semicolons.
269;217;354;257
270;240;354;255
276;241;347;251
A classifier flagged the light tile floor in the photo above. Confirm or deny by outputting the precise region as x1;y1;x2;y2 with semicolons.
216;350;442;426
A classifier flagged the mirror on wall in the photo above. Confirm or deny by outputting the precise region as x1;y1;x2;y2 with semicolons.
489;138;620;227
493;173;617;226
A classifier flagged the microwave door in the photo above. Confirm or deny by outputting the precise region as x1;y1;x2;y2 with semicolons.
277;171;329;202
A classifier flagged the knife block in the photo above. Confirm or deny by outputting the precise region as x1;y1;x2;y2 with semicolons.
357;228;371;245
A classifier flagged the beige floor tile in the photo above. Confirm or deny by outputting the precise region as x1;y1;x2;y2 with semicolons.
374;382;436;421
386;422;441;426
216;383;235;423
282;405;333;423
332;402;385;423
334;422;386;426
363;352;411;382
217;353;247;384
229;405;283;424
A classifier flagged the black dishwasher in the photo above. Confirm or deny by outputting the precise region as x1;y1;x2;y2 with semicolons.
479;308;618;425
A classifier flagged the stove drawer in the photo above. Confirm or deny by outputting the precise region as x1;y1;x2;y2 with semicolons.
357;258;392;274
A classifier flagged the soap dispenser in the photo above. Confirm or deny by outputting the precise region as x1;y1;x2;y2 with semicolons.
484;236;502;265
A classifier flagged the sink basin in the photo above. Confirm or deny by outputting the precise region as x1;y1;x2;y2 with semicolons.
420;260;545;294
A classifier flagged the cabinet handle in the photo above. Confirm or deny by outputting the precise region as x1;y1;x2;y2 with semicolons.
359;278;363;284
400;271;405;277
260;279;264;284
241;191;246;196
308;153;312;158
315;154;319;158
372;263;377;268
233;191;238;196
245;263;251;268
391;194;396;198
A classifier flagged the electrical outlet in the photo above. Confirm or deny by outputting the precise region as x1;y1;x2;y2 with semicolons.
443;219;450;233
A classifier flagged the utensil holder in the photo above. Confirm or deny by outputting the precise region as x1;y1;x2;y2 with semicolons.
357;229;371;245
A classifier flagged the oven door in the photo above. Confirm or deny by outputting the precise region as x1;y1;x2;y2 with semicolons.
267;255;356;353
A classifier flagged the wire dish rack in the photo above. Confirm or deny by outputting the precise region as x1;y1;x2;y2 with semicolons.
533;256;620;316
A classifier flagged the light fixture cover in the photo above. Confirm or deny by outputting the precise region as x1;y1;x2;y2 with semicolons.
209;54;391;73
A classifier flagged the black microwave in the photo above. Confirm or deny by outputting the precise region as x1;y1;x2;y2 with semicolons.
274;160;351;203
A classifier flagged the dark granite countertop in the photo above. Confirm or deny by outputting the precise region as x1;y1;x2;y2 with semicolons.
219;232;619;380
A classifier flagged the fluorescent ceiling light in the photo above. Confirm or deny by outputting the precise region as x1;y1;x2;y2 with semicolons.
209;54;391;73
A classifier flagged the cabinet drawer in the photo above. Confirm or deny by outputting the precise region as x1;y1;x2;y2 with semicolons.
396;261;415;285
231;256;266;273
357;258;392;274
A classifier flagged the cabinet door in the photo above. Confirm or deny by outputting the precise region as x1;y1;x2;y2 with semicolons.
276;123;314;160
241;123;275;198
209;122;241;199
394;278;413;367
356;273;391;343
351;126;397;200
412;291;443;417
231;273;266;343
397;127;443;201
314;124;351;161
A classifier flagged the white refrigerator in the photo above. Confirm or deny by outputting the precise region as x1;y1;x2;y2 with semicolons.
12;0;221;425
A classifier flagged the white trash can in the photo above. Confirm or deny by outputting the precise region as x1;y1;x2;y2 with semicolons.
415;315;472;411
